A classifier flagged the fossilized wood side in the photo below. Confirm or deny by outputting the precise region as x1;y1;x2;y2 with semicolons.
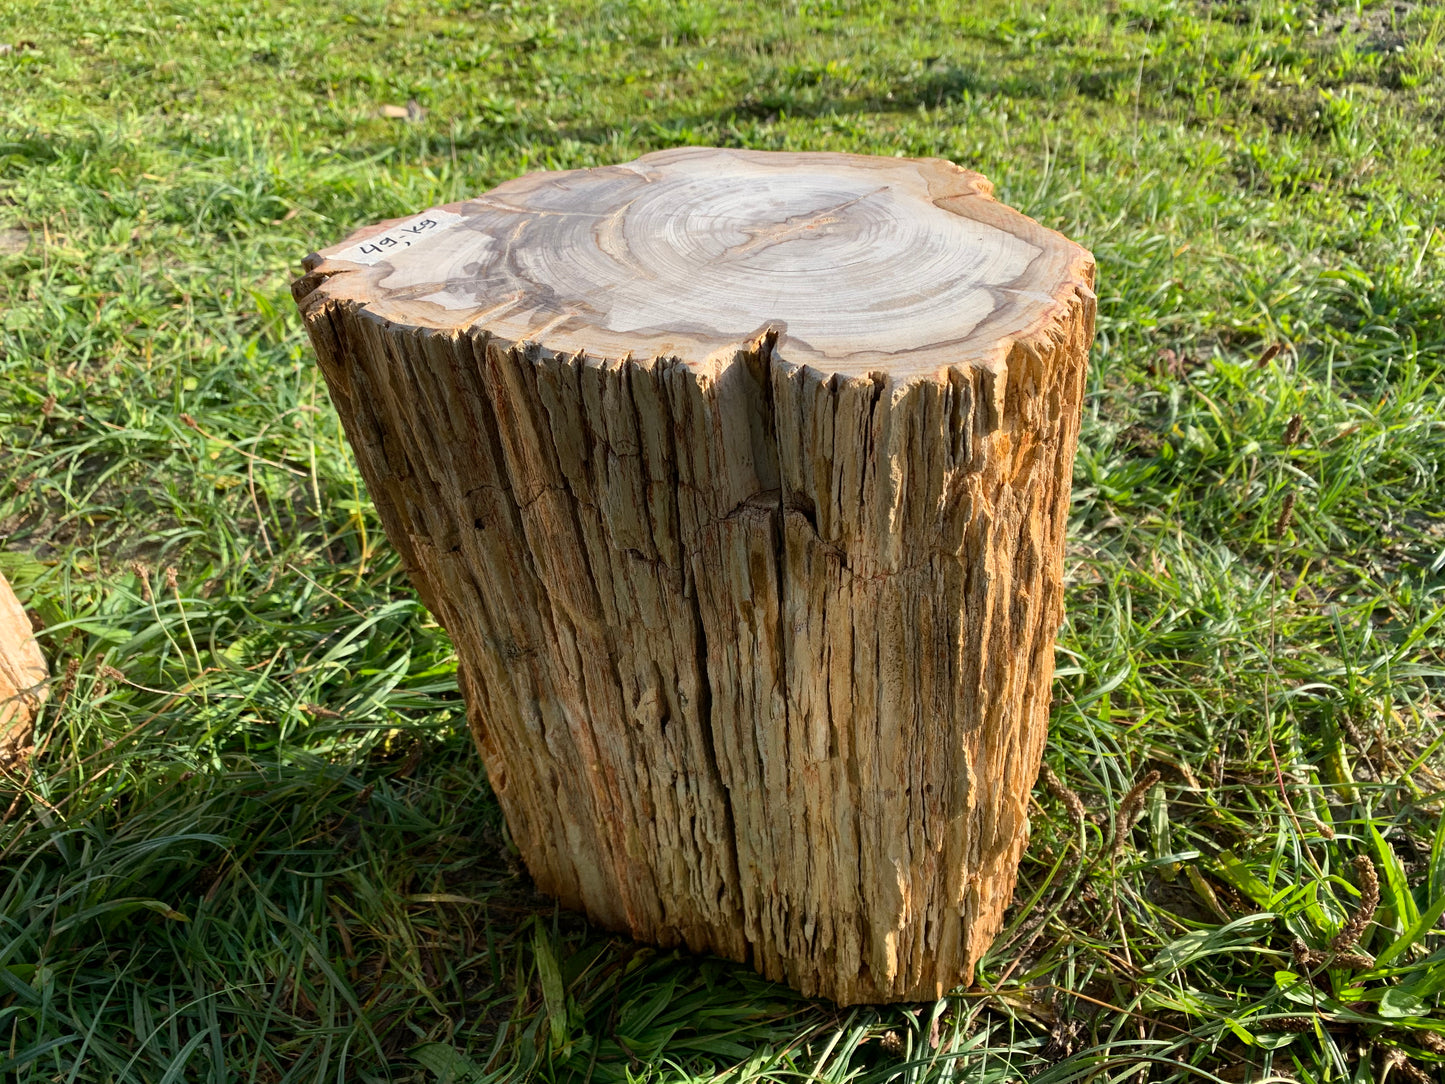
293;148;1095;1004
0;571;47;776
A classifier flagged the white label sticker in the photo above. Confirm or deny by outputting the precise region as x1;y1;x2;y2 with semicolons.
330;209;463;265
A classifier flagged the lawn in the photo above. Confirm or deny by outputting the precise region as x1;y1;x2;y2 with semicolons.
2;0;1445;1080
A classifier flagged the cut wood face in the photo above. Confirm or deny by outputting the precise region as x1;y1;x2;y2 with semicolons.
306;147;1093;379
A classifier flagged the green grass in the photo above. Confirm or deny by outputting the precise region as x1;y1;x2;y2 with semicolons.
2;0;1445;1080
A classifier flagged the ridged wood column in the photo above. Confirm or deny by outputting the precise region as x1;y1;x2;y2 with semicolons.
293;147;1094;1004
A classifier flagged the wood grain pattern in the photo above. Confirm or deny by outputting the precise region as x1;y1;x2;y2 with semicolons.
293;148;1094;1004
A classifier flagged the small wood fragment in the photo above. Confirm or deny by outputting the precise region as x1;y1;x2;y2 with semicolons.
0;570;47;774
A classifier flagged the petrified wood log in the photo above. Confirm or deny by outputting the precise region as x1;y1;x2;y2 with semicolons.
292;147;1094;1004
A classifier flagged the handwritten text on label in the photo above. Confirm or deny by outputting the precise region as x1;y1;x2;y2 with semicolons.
331;209;463;265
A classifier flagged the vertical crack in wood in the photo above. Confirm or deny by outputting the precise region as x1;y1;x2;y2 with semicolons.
756;329;793;978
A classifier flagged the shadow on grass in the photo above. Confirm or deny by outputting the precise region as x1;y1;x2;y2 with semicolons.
0;565;837;1083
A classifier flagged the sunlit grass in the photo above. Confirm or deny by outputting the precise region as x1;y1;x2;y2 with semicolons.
2;0;1444;1080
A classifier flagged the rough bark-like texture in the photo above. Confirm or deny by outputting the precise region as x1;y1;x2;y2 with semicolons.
0;571;47;775
293;148;1094;1004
